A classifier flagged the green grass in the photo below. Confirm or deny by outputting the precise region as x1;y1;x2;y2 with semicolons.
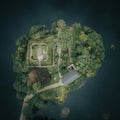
41;47;53;66
39;86;68;104
26;35;73;68
26;38;53;66
32;44;48;60
32;45;39;60
42;67;60;87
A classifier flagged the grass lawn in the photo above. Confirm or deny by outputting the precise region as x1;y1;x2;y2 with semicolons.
32;44;48;60
27;39;53;66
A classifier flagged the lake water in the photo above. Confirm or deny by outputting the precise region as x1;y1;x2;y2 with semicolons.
1;0;120;120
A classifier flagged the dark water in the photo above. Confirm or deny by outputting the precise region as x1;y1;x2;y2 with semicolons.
0;0;120;120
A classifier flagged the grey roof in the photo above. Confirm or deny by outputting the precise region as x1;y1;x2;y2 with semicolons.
62;70;80;86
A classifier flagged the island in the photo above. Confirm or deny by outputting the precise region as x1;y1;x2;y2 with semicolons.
13;19;105;120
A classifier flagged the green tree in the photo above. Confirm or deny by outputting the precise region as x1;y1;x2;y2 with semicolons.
51;22;57;34
72;23;81;40
16;92;26;100
57;19;66;28
32;82;41;91
29;25;40;35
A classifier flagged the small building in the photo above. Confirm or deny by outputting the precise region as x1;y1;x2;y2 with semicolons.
67;64;76;72
62;70;80;86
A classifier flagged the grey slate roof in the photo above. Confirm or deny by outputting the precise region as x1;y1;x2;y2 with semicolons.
62;70;80;86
